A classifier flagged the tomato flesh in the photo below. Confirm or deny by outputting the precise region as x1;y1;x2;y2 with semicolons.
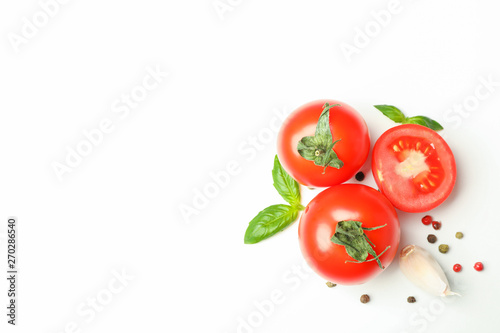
298;184;400;285
391;136;445;193
372;124;456;213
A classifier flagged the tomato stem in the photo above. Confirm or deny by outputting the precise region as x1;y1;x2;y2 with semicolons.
330;220;389;269
345;246;391;269
297;103;344;172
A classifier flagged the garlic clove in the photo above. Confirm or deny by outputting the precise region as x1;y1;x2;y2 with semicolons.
399;244;460;297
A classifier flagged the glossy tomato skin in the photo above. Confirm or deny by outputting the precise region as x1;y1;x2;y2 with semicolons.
298;184;400;285
277;100;370;187
372;124;456;213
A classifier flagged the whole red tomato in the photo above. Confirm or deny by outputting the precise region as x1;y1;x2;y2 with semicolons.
298;184;400;285
277;100;370;187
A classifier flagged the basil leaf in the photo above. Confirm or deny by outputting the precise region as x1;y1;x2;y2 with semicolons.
374;105;406;123
404;116;444;131
375;104;444;131
243;156;305;244
272;155;301;207
244;204;298;244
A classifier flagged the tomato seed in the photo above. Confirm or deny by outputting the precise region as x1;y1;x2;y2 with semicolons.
427;234;437;243
360;294;370;304
407;296;416;303
453;264;462;272
455;232;464;239
326;281;337;288
432;221;441;230
355;171;365;181
474;262;484;271
422;215;432;225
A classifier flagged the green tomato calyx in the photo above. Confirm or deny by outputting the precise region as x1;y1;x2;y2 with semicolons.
297;103;344;174
330;220;390;270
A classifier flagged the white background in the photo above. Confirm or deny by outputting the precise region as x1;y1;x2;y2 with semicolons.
1;0;500;332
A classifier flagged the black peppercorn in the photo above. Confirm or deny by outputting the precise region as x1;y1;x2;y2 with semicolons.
360;294;370;303
407;296;416;303
427;234;437;243
355;171;365;181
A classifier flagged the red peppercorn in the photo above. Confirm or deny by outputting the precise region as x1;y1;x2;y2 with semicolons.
453;264;462;272
432;221;441;230
422;215;432;225
474;262;484;271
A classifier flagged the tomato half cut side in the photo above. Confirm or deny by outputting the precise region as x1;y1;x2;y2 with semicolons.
372;124;456;213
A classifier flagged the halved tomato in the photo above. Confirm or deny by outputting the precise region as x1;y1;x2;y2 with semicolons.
372;124;456;213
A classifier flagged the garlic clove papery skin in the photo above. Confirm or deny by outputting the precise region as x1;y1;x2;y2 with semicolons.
399;245;460;297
